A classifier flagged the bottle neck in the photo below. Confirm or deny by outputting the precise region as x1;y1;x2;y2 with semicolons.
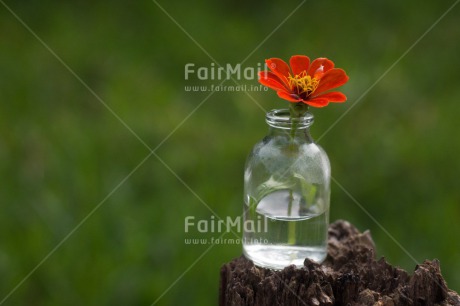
265;109;314;140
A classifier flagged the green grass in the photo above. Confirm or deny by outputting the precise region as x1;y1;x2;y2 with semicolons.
1;0;459;304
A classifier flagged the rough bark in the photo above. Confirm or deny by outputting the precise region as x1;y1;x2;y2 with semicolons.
219;220;460;306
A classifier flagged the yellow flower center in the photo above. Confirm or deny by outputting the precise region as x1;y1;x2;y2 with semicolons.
288;71;319;96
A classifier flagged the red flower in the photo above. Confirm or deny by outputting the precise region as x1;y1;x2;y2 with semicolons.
258;55;349;107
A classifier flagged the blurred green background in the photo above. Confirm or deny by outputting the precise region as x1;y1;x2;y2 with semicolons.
1;0;459;305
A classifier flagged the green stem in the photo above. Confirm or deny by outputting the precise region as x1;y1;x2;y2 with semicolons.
287;103;308;245
287;189;296;245
288;104;300;144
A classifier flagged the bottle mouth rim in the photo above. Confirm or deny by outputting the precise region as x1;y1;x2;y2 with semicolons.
265;109;314;129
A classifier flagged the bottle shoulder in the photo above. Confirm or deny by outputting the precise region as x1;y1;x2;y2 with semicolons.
249;135;328;157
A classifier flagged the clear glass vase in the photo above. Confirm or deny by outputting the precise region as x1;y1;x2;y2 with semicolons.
243;109;331;269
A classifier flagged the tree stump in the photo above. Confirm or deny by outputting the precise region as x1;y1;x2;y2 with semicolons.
219;220;460;306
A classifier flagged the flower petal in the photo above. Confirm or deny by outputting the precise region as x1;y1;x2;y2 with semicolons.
303;98;329;107
289;55;310;76
312;91;347;103
258;71;290;92
266;58;291;83
308;58;334;78
313;68;349;96
277;90;302;102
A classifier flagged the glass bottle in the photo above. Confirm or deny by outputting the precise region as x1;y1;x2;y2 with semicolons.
243;109;331;269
